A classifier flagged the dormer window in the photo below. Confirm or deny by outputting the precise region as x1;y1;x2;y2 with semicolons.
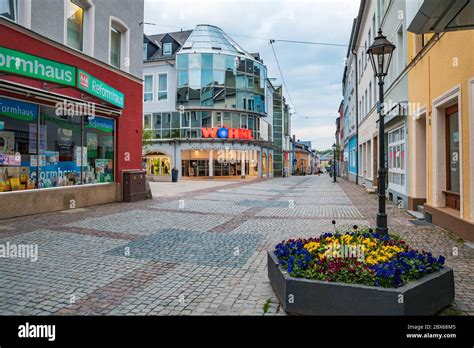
163;42;172;55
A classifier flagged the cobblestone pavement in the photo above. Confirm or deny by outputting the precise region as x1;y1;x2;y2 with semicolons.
0;175;472;315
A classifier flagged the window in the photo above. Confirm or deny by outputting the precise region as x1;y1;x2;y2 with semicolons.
388;126;406;189
163;43;172;55
66;0;84;51
446;106;460;194
143;75;153;102
110;27;121;68
0;0;15;20
158;74;167;101
368;82;372;109
143;43;147;60
143;114;151;129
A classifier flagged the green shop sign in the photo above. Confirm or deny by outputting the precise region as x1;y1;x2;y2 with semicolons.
0;46;76;86
77;69;124;108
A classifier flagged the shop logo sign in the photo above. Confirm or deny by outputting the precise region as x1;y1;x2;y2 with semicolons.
77;69;124;109
201;127;253;140
0;46;76;86
79;71;89;89
0;97;37;121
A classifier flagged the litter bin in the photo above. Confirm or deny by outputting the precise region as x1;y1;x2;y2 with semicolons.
122;170;147;202
171;168;179;182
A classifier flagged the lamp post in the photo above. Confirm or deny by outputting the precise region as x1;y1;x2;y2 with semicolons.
332;143;337;183
367;29;396;236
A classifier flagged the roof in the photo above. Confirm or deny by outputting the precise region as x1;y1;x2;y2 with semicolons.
178;24;256;61
148;30;193;46
145;30;193;62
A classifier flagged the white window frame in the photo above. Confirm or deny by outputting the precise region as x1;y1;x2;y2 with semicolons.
157;73;168;101
143;113;152;130
163;42;172;55
108;16;130;72
143;74;154;102
388;125;406;192
63;0;95;55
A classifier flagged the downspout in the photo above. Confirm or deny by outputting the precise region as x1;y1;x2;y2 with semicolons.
352;50;359;185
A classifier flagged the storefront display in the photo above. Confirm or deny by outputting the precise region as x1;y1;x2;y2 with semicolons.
0;98;115;193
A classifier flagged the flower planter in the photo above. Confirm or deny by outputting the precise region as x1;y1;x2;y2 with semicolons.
268;251;455;315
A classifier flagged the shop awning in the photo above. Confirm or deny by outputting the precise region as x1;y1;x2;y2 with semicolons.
407;0;474;34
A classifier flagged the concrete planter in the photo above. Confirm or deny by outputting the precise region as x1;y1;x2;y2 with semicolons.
268;251;455;315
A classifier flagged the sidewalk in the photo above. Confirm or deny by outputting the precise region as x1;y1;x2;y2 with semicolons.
338;178;474;316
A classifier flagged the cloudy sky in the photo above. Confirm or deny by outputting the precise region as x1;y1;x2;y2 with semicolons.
144;0;360;151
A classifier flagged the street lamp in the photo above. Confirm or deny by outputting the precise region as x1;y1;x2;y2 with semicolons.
367;29;396;236
332;143;337;183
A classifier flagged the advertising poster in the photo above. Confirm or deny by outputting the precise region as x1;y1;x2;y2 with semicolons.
87;133;98;158
74;146;88;167
0;131;15;153
95;159;113;182
28;124;46;153
58;128;72;154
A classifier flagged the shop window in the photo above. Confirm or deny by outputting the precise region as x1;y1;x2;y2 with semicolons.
147;156;171;176
158;74;168;100
38;106;83;188
66;0;84;51
84;116;115;184
0;100;115;192
0;97;37;192
144;75;153;102
0;0;15;21
110;26;121;68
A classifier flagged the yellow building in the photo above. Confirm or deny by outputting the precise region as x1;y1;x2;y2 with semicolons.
407;2;474;241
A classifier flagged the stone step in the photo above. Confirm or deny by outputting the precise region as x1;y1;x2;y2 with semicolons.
407;210;425;220
417;205;425;214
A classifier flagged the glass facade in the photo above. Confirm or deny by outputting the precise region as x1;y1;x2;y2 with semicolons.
176;52;267;114
144;111;261;140
0;98;115;193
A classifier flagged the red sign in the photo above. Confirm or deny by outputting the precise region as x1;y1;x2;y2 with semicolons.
201;127;253;140
79;71;89;89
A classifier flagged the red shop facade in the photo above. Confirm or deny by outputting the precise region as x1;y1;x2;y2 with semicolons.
0;18;143;219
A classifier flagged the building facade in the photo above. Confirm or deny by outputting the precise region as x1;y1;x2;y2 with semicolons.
272;85;291;177
379;0;410;208
0;0;144;219
406;0;474;241
352;0;378;191
143;25;275;180
343;18;359;183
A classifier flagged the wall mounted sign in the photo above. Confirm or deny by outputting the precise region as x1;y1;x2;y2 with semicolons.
0;97;38;121
77;69;124;108
0;46;76;86
201;127;253;140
